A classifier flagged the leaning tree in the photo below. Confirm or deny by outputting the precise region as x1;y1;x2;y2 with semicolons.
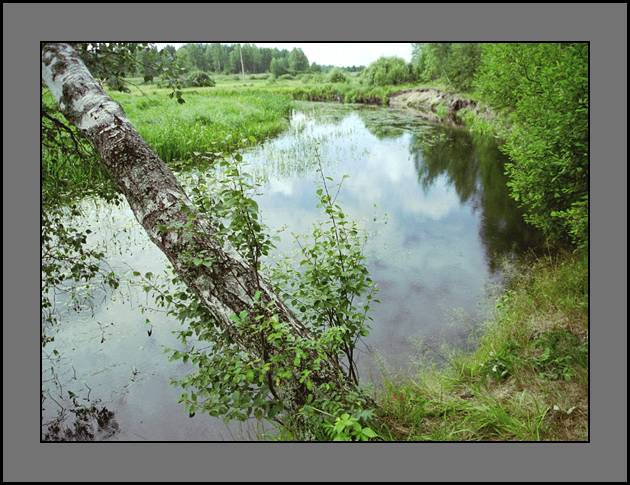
41;43;367;430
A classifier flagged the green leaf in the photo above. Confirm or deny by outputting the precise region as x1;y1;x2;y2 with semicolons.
362;427;377;439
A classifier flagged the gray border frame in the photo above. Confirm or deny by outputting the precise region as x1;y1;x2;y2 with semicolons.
4;3;626;482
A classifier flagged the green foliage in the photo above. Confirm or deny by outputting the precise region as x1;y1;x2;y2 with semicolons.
458;108;496;138
479;345;521;381
325;412;378;441
288;48;310;72
41;92;117;203
476;43;588;247
361;56;414;86
434;102;449;121
447;43;482;91
71;42;148;86
326;68;349;83
136;141;379;439
184;70;216;88
175;43;310;76
412;43;481;91
410;42;589;248
533;330;588;381
70;42;187;104
270;57;290;78
108;89;292;164
271;157;378;388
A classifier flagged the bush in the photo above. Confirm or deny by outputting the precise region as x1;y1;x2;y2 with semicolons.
300;73;326;84
278;73;295;80
476;43;588;247
362;57;414;86
412;43;481;91
105;76;130;93
184;71;216;88
327;68;349;83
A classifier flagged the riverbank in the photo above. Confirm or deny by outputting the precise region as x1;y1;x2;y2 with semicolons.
388;88;491;126
374;251;588;441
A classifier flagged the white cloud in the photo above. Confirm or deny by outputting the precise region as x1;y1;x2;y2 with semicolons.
266;178;294;196
155;42;413;67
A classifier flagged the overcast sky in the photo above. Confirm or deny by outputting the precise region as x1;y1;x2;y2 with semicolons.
155;43;413;67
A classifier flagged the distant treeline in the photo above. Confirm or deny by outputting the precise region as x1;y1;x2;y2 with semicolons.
136;43;365;77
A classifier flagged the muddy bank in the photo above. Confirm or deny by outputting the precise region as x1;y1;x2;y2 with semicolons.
388;88;486;125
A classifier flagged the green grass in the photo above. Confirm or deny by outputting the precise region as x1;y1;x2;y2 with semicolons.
110;88;293;163
374;252;588;441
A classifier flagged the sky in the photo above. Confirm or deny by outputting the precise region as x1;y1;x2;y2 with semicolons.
155;42;413;67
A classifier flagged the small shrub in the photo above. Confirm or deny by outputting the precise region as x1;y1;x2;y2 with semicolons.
362;57;414;86
184;71;216;88
480;343;521;381
325;413;379;441
327;69;349;83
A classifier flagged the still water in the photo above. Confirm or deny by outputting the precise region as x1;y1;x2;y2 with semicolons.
42;102;540;440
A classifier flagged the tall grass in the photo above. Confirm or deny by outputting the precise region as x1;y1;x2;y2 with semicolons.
110;89;293;163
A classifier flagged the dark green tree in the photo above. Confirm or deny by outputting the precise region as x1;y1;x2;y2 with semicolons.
288;48;310;72
476;43;589;246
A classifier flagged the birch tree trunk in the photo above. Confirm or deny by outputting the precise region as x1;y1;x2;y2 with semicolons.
239;43;245;81
41;42;346;411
